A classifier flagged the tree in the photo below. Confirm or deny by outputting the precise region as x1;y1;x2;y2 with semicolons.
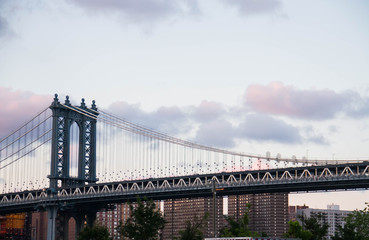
178;213;208;240
219;203;260;237
283;220;313;240
117;197;166;240
332;203;369;240
300;212;329;240
78;225;112;240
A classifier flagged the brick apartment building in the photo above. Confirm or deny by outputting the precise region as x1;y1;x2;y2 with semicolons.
160;193;288;239
161;197;224;239
227;193;289;237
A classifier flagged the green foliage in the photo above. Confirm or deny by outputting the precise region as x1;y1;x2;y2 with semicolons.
117;197;166;240
219;203;260;237
332;203;369;240
77;225;112;240
178;213;208;240
299;213;329;240
260;232;268;237
283;220;313;240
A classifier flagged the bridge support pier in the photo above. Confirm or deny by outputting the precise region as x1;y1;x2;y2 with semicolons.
46;206;58;240
56;213;70;240
46;208;98;240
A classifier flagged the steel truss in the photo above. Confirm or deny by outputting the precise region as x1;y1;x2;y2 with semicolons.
1;162;368;214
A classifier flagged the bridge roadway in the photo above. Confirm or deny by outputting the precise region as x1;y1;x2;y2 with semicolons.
1;162;368;214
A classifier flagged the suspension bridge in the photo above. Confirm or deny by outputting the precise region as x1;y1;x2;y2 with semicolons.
0;94;368;239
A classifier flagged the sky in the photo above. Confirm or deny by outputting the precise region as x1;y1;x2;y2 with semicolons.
0;0;369;210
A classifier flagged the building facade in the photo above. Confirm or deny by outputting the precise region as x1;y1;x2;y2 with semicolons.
96;204;123;239
162;197;224;239
227;193;289;237
295;204;352;239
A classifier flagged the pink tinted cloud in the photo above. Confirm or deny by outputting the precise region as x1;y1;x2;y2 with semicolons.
245;82;352;119
0;87;51;137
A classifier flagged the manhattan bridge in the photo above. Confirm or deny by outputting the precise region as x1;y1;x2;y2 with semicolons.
0;95;368;239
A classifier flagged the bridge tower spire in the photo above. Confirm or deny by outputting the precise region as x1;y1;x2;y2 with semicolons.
48;94;99;189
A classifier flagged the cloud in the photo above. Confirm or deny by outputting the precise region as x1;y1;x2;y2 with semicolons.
345;95;369;118
108;101;147;122
109;92;337;147
220;0;282;16
0;15;9;37
107;101;190;135
0;0;19;39
0;87;51;138
191;100;226;122
0;1;14;39
237;114;301;143
67;0;200;24
194;119;236;148
301;126;329;145
154;106;189;133
108;101;235;147
245;82;354;119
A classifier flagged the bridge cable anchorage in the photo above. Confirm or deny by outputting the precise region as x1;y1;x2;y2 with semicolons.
61;103;366;165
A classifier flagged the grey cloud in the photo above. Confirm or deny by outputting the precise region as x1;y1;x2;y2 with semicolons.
155;106;186;122
291;90;354;119
191;100;226;122
107;101;190;135
301;126;329;145
220;0;282;16
67;0;200;23
328;125;338;134
153;106;190;134
0;16;7;37
307;135;328;145
237;114;301;143
0;14;12;38
108;101;146;121
345;95;369;118
194;119;236;148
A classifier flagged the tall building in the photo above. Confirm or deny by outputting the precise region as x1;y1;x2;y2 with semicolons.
295;204;352;239
96;204;124;239
162;197;224;239
288;204;309;221
96;201;162;240
160;193;289;239
227;193;289;237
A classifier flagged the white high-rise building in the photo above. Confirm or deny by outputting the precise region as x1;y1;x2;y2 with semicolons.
296;204;352;239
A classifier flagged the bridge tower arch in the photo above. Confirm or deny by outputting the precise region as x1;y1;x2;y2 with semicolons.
48;94;99;189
